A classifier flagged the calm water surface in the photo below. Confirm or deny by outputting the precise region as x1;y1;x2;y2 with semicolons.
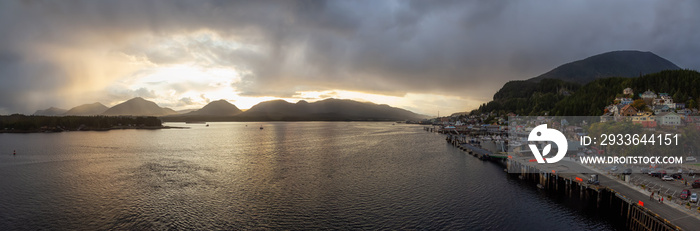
0;122;619;230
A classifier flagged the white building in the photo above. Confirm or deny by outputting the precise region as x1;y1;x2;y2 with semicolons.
623;88;634;95
656;112;681;127
641;90;657;99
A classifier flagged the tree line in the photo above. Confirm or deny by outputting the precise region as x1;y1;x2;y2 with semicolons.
0;115;162;132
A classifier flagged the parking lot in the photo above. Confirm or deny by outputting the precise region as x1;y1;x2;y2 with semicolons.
602;164;700;210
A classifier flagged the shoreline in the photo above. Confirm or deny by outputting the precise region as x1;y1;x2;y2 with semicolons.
0;126;188;134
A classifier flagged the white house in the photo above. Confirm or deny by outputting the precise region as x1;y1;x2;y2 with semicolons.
623;88;634;95
654;93;675;108
656;112;681;127
641;90;657;99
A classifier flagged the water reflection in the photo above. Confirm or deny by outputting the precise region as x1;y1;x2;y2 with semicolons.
0;122;619;230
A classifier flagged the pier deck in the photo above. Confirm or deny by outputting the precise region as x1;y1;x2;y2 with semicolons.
510;156;700;231
442;132;699;230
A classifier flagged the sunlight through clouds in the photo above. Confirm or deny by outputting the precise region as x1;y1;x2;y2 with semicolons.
2;1;699;115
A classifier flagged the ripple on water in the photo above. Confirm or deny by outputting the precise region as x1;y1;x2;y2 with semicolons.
0;123;621;230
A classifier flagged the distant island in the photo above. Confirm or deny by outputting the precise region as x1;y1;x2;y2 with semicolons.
0;115;171;133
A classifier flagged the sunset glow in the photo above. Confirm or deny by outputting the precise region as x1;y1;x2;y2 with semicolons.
1;1;699;116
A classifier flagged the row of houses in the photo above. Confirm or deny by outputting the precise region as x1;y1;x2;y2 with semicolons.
602;89;700;128
604;88;698;121
628;111;682;128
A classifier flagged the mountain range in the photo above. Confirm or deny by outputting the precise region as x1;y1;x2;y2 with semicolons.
234;98;423;121
102;97;177;116
31;97;425;121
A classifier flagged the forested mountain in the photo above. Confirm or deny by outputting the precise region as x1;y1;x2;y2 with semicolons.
475;79;580;115
181;100;242;116
528;50;680;84
473;69;700;116
472;51;688;116
551;69;700;116
33;107;67;116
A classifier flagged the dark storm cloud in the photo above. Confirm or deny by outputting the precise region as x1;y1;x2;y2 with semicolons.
1;0;699;113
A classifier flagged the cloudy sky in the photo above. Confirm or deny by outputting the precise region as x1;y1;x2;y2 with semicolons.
1;0;698;115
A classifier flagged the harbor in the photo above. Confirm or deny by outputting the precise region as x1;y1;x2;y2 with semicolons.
430;126;700;231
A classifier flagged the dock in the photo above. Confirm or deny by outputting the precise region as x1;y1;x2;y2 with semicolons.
439;129;699;231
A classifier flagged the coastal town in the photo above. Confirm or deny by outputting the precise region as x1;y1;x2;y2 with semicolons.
419;87;700;230
427;87;700;133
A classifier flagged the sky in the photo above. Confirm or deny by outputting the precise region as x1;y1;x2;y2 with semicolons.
1;1;699;116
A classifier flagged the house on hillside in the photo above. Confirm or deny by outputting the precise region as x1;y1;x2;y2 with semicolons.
652;105;670;114
656;112;681;127
678;108;692;115
616;97;633;105
632;112;656;128
641;90;657;99
610;105;621;116
620;104;637;116
654;93;675;108
623;88;634;95
641;90;657;105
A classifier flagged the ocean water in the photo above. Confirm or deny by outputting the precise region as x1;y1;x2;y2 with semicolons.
0;122;620;230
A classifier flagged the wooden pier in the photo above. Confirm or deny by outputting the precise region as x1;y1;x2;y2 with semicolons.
437;129;695;231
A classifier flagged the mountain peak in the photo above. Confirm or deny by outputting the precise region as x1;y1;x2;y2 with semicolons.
64;102;108;116
102;97;176;116
127;97;147;102
528;50;680;84
182;99;242;116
